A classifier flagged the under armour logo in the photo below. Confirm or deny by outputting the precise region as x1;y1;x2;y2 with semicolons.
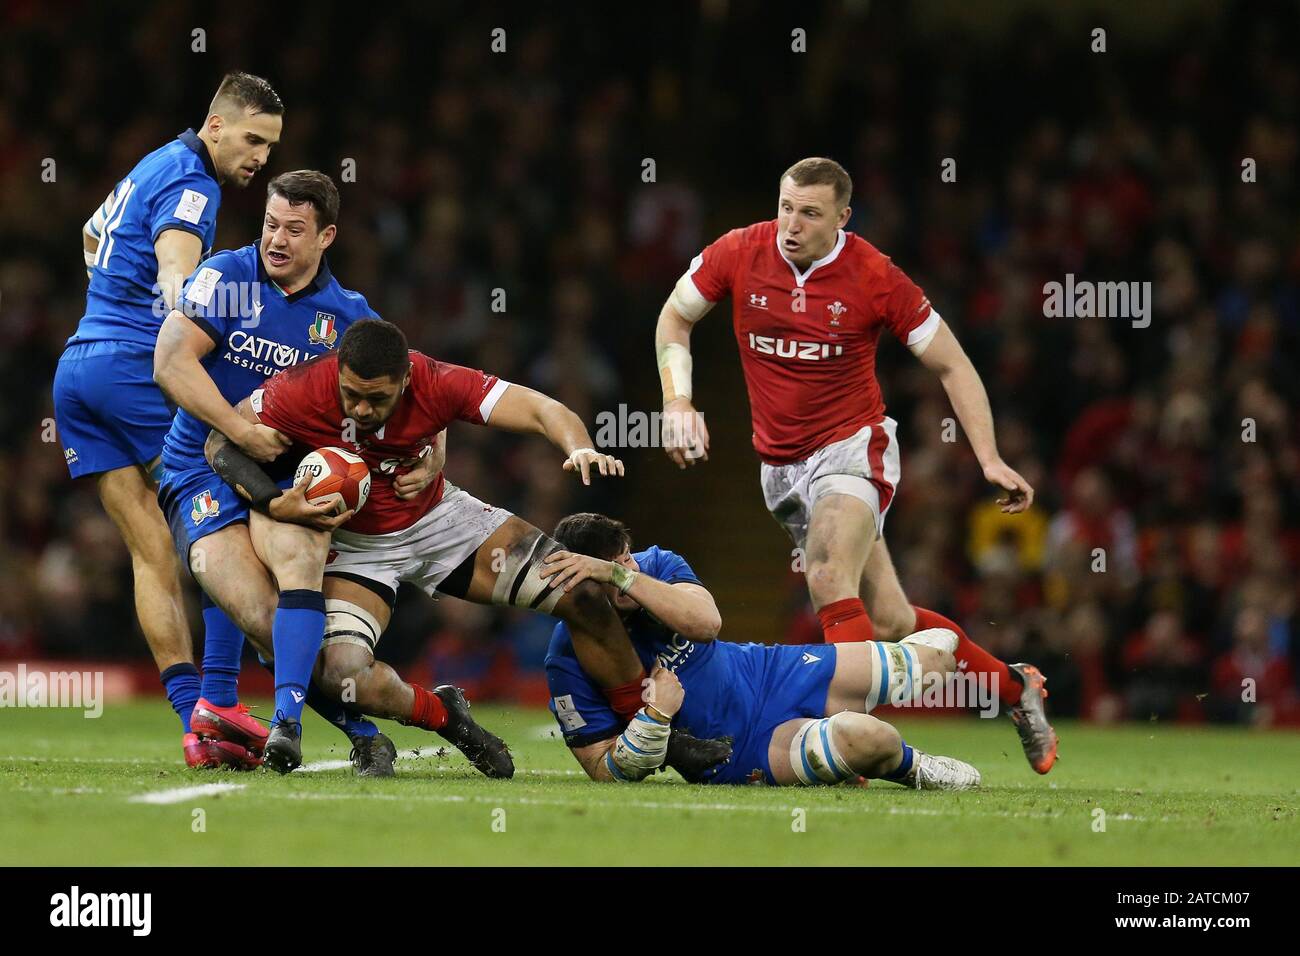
749;293;768;308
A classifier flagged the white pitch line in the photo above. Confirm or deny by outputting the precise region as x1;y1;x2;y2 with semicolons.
1;753;161;765
228;788;1166;824
295;755;583;777
128;783;246;804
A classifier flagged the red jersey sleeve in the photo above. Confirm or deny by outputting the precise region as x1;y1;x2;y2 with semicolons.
686;227;747;302
419;355;508;426
876;258;939;347
251;357;334;443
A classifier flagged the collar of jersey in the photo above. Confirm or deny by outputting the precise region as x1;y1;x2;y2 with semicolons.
255;248;333;303
776;227;846;288
177;128;218;182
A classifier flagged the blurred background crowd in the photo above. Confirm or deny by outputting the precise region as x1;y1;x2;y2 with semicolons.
0;1;1296;725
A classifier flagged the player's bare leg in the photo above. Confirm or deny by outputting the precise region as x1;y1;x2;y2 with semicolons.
315;575;513;778
858;536;1057;772
804;492;875;611
767;715;979;790
189;524;277;658
190;522;396;775
821;636;956;717
857;536;918;641
801;492;878;644
459;516;644;694
96;463;194;670
245;511;338;772
95;462;207;760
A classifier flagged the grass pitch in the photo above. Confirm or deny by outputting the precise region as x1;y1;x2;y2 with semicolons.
1;701;1297;866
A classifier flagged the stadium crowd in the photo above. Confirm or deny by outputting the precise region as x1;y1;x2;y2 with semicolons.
0;3;1296;724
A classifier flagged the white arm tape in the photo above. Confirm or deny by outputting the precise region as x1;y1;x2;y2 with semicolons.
656;341;693;402
605;709;671;781
906;309;942;356
669;270;716;324
83;192;112;271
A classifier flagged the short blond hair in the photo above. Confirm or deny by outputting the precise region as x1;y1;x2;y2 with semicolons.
780;157;852;208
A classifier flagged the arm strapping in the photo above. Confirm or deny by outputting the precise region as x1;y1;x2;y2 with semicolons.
207;430;282;512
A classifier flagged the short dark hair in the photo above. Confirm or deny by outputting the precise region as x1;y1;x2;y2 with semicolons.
267;170;340;229
338;319;409;381
210;72;284;118
781;156;852;208
552;513;633;561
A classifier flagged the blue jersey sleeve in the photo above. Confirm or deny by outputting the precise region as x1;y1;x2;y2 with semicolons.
546;655;622;749
176;249;250;344
641;546;702;586
149;169;221;245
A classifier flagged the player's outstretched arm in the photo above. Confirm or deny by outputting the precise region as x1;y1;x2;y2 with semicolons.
541;554;722;641
914;319;1034;513
154;310;290;463
485;384;624;486
655;295;711;468
569;666;684;782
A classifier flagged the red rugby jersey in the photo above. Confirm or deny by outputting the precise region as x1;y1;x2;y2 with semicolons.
687;219;937;464
252;350;508;534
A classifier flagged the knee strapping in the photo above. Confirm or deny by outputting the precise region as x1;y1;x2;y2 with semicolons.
489;529;565;613
789;714;856;786
864;640;924;711
323;600;383;652
901;627;958;654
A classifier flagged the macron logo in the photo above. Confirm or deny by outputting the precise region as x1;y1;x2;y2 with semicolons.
50;886;151;936
290;690;305;703
801;652;822;665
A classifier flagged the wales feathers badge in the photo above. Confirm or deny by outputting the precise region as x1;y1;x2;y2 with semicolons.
309;312;338;348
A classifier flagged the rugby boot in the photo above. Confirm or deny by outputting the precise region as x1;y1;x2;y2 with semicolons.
1007;663;1058;774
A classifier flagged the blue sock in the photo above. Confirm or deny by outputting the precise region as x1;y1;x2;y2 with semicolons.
272;589;326;726
160;662;201;733
256;652;379;741
199;596;244;708
308;683;380;739
883;740;915;782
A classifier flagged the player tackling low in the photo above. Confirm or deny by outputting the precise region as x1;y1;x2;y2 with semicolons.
653;157;1057;773
540;513;979;789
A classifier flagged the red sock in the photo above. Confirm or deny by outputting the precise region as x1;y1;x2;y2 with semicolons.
911;606;1021;707
817;598;875;644
602;671;649;721
406;683;448;731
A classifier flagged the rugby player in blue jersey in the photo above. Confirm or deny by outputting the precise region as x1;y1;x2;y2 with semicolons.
154;171;506;776
541;513;980;788
52;73;283;765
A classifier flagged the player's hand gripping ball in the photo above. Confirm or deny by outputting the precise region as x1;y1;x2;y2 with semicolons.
295;447;371;515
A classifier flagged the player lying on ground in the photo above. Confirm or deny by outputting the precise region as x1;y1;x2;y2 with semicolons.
206;319;734;778
154;170;471;775
653;156;1057;772
540;513;980;788
52;72;283;766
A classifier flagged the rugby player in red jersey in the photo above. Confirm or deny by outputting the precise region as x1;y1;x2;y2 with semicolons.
653;157;1057;773
207;319;731;777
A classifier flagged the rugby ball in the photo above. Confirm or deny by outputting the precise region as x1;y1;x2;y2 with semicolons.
295;447;371;514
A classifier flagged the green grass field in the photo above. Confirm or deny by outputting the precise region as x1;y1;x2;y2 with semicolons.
1;701;1298;866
